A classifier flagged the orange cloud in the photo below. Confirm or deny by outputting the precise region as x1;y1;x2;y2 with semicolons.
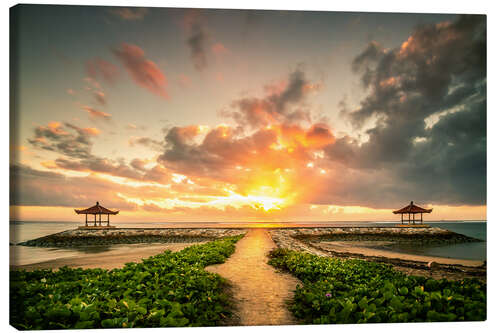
82;127;100;136
82;106;112;120
113;43;169;99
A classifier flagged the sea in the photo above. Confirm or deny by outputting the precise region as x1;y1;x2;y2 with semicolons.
9;221;486;266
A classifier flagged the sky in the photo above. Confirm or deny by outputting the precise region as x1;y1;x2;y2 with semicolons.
9;5;486;222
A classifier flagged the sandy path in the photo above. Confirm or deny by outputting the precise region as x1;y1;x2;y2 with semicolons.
205;229;300;326
11;243;203;271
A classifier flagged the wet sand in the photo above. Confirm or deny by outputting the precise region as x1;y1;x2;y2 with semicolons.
206;229;300;326
11;242;203;271
314;241;483;267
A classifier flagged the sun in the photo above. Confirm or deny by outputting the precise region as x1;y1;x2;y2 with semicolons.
245;194;285;212
219;189;286;212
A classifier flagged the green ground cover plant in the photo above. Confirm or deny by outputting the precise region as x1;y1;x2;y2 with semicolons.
268;248;486;324
10;235;243;330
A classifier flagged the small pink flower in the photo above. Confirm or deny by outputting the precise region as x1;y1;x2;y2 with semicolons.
325;293;332;298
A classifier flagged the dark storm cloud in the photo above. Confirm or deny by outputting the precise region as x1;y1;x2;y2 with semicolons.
351;41;385;73
323;14;486;207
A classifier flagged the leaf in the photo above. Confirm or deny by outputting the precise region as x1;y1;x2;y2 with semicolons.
74;320;94;329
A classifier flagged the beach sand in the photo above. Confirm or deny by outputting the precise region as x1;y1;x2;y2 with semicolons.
314;241;483;267
11;242;205;271
206;229;299;326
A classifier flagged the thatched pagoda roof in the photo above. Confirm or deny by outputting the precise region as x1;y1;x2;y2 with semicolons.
393;201;432;214
75;202;119;215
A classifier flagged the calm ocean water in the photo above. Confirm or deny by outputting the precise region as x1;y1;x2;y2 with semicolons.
9;220;486;266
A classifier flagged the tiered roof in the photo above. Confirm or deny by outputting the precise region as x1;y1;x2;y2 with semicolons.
75;202;119;215
393;201;432;214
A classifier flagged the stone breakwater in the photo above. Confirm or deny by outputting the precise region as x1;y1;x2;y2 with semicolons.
272;227;481;245
18;228;247;248
269;227;486;280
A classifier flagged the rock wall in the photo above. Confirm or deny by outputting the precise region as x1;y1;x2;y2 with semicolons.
19;228;247;248
273;227;481;245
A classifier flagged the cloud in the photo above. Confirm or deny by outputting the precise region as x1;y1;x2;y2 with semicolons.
93;90;107;106
54;157;144;180
212;42;229;56
222;68;320;129
187;24;209;71
128;136;164;151
109;7;149;21
82;106;112;120
113;43;169;99
11;163;141;210
84;77;102;90
322;14;486;207
27;120;172;186
158;121;335;205
85;58;120;84
16;15;485;215
28;122;98;159
125;123;147;131
184;11;210;71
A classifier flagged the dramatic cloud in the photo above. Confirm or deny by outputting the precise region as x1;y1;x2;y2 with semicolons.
154;15;486;210
11;163;144;210
82;106;112;120
222;68;321;129
85;58;120;84
109;7;149;21
158;121;335;206
113;43;169;99
322;15;486;207
27;120;172;186
28;122;98;159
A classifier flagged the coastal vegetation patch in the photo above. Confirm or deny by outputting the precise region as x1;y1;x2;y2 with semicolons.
268;248;486;324
10;235;244;330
